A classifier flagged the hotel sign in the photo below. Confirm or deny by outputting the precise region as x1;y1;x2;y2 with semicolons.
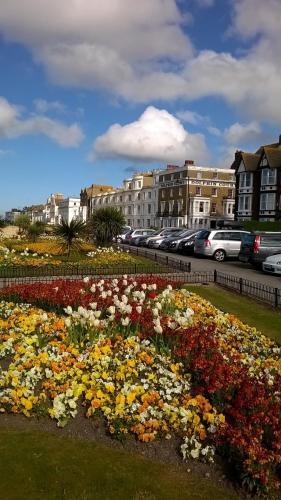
159;179;235;188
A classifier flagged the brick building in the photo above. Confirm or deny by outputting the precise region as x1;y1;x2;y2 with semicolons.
154;161;235;229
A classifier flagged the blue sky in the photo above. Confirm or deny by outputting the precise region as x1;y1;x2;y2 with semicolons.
0;0;280;214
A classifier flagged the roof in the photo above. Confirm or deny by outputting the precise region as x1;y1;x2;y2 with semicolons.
230;150;260;172
263;146;281;168
241;152;260;171
83;184;115;196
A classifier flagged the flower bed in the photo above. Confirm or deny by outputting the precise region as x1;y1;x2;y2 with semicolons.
0;243;138;268
0;277;280;494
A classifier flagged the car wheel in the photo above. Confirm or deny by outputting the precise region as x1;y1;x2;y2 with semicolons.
213;249;226;262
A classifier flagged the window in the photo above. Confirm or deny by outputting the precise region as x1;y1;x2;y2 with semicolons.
196;187;201;195
128;194;132;202
213;232;228;241
148;204;151;214
197;172;202;179
128;206;132;215
213;171;218;179
260;192;276;211
128;183;132;189
227;232;242;241
137;205;141;214
228;189;233;198
211;203;216;213
179;187;182;196
212;188;217;196
238;195;251;211
261;168;277;185
170;188;173;197
137;193;141;200
147;219;150;226
148;191;152;199
199;202;204;213
161;190;165;199
239;172;252;188
160;202;165;212
74;202;76;206
120;196;123;202
138;181;141;188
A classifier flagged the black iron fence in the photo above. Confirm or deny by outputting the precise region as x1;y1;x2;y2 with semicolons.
213;270;281;308
123;244;192;272
0;265;280;308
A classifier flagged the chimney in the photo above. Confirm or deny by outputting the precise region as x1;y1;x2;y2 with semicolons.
184;160;194;166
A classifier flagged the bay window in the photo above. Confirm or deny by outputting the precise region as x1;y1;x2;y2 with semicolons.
261;168;277;186
260;193;276;211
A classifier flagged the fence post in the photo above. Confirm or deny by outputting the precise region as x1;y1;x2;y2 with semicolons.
214;269;217;283
166;256;169;265
188;262;191;273
275;288;279;308
154;253;157;261
239;277;243;294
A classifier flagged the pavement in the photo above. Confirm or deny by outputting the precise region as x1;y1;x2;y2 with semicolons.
124;245;281;288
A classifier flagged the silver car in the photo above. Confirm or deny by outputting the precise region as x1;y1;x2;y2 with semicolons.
262;254;281;275
194;230;251;262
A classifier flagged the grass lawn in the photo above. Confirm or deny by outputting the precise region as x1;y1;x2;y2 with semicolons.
185;284;281;344
0;428;239;500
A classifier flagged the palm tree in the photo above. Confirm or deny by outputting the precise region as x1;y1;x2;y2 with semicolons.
90;207;126;246
53;219;87;257
27;221;45;242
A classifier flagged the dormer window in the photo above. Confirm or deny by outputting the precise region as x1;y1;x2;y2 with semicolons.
261;168;276;186
260;155;268;167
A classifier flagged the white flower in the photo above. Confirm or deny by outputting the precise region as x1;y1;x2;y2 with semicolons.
136;306;142;314
83;277;90;283
121;317;130;326
154;325;163;334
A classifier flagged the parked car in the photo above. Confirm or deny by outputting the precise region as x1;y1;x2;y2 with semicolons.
262;253;281;275
194;229;251;262
132;230;159;246
147;228;183;249
124;229;155;245
177;231;202;254
116;226;132;243
129;229;155;245
159;230;196;252
239;232;281;268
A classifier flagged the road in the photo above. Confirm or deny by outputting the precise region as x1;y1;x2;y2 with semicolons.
125;245;281;288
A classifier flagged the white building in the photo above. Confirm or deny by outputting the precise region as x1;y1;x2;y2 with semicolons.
82;173;157;228
58;197;87;224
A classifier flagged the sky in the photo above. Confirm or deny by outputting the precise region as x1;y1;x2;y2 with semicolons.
1;0;281;214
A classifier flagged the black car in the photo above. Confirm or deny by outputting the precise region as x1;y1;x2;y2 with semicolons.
239;232;281;267
158;230;196;251
177;231;202;254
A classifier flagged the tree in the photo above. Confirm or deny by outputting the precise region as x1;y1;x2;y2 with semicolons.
0;218;6;228
15;214;31;235
27;221;46;242
53;219;87;257
90;207;126;246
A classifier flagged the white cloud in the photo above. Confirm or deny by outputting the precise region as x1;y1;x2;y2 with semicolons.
0;148;13;157
0;0;281;122
176;110;209;126
91;106;209;163
224;121;263;145
0;97;84;147
33;98;66;114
